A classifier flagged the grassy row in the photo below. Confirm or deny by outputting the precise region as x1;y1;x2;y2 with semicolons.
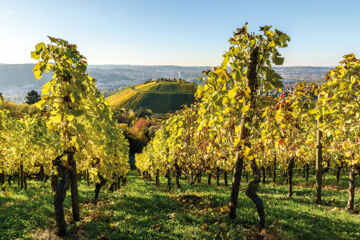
128;92;195;113
134;81;158;91
106;87;137;108
141;82;196;93
0;169;359;239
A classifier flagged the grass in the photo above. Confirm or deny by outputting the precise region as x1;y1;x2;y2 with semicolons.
140;81;195;93
106;87;138;108
134;81;158;91
128;92;194;113
0;169;359;239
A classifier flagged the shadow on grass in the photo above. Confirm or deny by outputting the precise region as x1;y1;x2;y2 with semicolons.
1;169;358;240
141;171;360;240
81;172;187;240
266;203;360;240
0;182;56;239
0;180;95;240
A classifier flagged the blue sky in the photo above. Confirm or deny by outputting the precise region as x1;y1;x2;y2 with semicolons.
0;0;359;66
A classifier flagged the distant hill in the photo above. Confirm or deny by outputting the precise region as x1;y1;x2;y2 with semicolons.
0;63;332;102
106;80;196;113
0;64;207;101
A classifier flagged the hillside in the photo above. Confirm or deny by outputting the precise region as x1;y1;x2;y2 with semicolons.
106;80;196;113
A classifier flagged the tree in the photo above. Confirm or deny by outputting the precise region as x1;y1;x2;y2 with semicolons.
25;90;41;104
32;37;130;236
137;23;289;229
320;54;360;211
32;37;102;236
195;23;289;227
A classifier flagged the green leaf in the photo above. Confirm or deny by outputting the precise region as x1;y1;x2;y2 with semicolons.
276;30;291;47
268;41;276;48
309;109;318;115
222;97;229;105
33;63;42;80
31;51;40;60
66;115;75;121
241;104;250;113
34;99;46;109
249;39;256;47
74;123;85;132
49;114;62;123
272;54;284;65
71;110;84;117
42;81;51;96
35;42;46;52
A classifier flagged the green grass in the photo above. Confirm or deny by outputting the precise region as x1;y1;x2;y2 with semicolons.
0;169;359;239
106;87;138;108
140;81;195;93
127;92;194;113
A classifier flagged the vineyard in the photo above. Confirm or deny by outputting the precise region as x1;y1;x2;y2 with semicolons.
135;24;360;238
0;38;130;237
1;23;360;239
106;80;196;113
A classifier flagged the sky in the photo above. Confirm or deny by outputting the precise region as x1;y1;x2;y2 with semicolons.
0;0;359;67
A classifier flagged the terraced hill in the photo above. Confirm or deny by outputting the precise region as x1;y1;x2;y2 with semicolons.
106;80;197;113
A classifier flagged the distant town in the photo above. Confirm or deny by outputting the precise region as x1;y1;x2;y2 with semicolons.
0;64;331;102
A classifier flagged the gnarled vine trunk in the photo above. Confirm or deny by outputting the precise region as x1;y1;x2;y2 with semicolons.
273;154;277;183
94;174;107;202
117;176;121;189
122;176;127;185
68;150;80;221
53;153;70;237
305;164;310;182
246;160;265;229
347;163;360;211
8;175;12;186
229;151;244;218
302;165;306;178
20;160;24;190
315;117;323;203
207;173;212;185
51;171;58;193
336;162;344;183
267;166;271;178
229;46;259;219
155;170;160;186
224;171;228;186
166;169;172;191
196;172;202;183
175;161;181;189
287;157;295;198
24;174;27;190
0;173;5;190
87;170;90;186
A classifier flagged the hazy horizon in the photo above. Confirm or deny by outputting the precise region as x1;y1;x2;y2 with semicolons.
0;62;336;68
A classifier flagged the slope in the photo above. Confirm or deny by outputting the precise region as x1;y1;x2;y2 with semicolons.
106;80;197;113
